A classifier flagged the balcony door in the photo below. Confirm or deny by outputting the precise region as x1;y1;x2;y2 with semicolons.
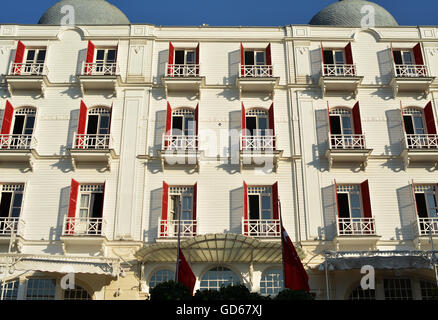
246;112;268;137
337;185;362;219
324;49;345;65
329;109;355;149
77;185;104;235
168;187;194;237
414;186;438;219
174;49;196;65
403;109;425;135
0;185;24;234
24;48;46;74
86;108;111;149
12;109;35;136
247;186;273;237
95;48;117;74
172;109;195;136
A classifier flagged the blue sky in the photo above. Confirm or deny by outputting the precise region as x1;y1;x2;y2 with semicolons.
0;0;436;26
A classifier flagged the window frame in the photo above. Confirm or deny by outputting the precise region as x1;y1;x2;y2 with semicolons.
168;186;194;221
244;49;266;66
247;186;273;220
0;184;25;219
330;108;354;135
76;184;104;220
403;108;426;135
414;185;438;219
171;109;195;136
174;49;197;65
336;185;364;219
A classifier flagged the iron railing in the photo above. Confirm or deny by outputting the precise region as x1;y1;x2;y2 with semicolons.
158;219;197;238
337;217;376;236
240;135;276;151
329;134;366;150
163;135;198;151
82;62;119;76
394;64;428;78
0;134;36;150
0;217;25;236
242;219;281;237
9;63;48;76
322;64;357;77
63;217;105;236
404;134;438;150
240;64;273;78
73;134;111;150
166;63;200;77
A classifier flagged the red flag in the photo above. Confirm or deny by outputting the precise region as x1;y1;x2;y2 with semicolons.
177;248;196;295
281;225;310;292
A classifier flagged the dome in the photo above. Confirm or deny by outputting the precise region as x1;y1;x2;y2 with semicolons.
38;0;130;25
309;0;398;27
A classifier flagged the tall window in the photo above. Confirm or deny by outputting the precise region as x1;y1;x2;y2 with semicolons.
172;109;195;136
260;270;283;295
414;185;438;222
383;279;413;300
0;184;24;234
12;108;36;136
0;279;19;300
169;187;194;221
323;49;345;65
174;49;196;65
200;267;240;291
244;50;266;66
393;50;414;66
24;48;46;74
248;186;273;221
330;108;353;135
403;108;426;135
336;185;362;219
26;279;56;300
149;270;175;289
95;48;117;74
78;184;104;221
85;107;111;149
246;109;269;137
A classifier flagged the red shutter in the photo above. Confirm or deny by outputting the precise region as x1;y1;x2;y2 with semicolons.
168;42;175;76
334;180;339;217
424;101;437;135
195;103;199;137
196;43;200;76
272;182;279;220
165;102;172;147
1;101;14;135
161;182;169;236
85;41;95;75
78;101;88;135
193;183;197;234
67;179;79;234
413;43;424;65
240;43;245;76
345;42;353;65
243;181;248;235
352;101;363;135
268;103;276;149
412;180;419;217
241;102;246;148
266;43;272;65
327;101;332;134
14;41;26;75
361;180;372;218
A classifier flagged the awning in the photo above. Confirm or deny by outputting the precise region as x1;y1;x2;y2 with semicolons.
0;254;120;278
135;233;298;264
317;251;436;271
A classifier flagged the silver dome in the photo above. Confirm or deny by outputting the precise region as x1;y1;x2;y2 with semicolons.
38;0;130;25
309;0;398;27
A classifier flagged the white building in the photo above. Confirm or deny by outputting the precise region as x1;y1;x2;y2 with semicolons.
0;0;437;300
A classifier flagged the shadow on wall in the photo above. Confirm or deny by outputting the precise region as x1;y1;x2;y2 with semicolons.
395;185;418;241
146;187;163;243
228;49;240;86
320;185;337;241
48;186;71;245
314;109;330;172
229;187;243;234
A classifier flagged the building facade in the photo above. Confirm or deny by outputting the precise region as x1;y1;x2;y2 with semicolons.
0;0;438;300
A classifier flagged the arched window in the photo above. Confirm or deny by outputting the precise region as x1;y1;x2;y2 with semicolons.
63;285;92;300
87;107;111;136
172;108;195;136
200;267;240;291
0;279;19;300
329;108;353;135
13;107;36;136
246;109;269;136
348;284;376;300
260;269;283;295
149;269;175;289
403;108;426;135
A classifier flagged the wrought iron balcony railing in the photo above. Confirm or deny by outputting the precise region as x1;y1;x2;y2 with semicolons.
417;217;438;236
0;217;25;237
73;134;111;150
82;62;119;76
240;135;276;152
322;64;357;77
163;135;198;151
166;64;200;77
63;217;105;236
337;217;376;236
394;64;428;78
158;219;197;238
404;134;438;150
329;134;366;150
0;134;37;150
9;63;48;76
242;219;280;238
240;64;273;78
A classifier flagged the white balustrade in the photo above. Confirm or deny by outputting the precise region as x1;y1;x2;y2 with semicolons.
242;219;281;237
73;134;111;150
158;219;197;238
240;135;276;151
417;217;438;236
322;64;357;77
163;135;198;151
0;217;25;236
394;64;428;78
0;134;36;150
10;63;48;76
337;217;376;236
404;134;438;149
83;62;119;76
166;64;200;77
63;217;105;236
329;134;366;150
240;64;273;78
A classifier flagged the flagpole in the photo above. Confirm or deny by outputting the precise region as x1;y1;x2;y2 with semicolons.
175;196;182;283
278;198;286;289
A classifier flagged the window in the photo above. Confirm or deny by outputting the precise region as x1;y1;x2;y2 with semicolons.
260;270;283;295
200;267;240;291
149;270;175;289
95;48;117;74
63;285;92;300
24;48;46;74
383;279;413;300
330;108;353;135
78;184;104;220
246;109;269;137
85;107;111;149
420;280;438;300
12;108;36;136
0;279;19;300
26;279;56;300
244;50;266;66
403;108;426;135
0;184;24;234
172;109;195;136
174;49;196;65
414;185;438;219
323;49;345;65
337;185;362;219
393;50;414;65
248;186;273;221
348;285;376;300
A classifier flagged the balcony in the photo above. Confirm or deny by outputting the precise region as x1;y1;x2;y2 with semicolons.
390;64;435;97
0;217;25;243
401;133;438;169
0;134;38;170
5;63;49;97
61;217;107;252
162;64;204;97
159;134;200;171
77;62;121;97
414;217;438;249
67;134;116;170
240;135;281;172
242;219;280;238
319;64;363;97
236;65;279;98
325;134;372;170
157;219;197;240
334;217;380;249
